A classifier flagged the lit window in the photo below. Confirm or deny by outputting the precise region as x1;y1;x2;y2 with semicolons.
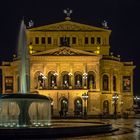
35;37;39;44
48;37;52;44
85;37;88;44
41;37;46;44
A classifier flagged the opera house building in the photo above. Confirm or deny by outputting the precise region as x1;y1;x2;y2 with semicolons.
0;17;135;117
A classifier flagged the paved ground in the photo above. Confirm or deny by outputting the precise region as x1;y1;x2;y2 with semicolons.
60;118;140;140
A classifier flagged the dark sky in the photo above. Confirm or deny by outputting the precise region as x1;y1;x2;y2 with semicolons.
0;0;139;95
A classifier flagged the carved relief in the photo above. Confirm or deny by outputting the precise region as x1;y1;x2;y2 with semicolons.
51;48;76;55
34;47;94;56
47;24;92;31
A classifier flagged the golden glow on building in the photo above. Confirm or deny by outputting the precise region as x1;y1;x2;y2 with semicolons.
0;17;135;117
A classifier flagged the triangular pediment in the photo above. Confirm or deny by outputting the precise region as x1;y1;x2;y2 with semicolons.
28;20;111;32
32;47;95;56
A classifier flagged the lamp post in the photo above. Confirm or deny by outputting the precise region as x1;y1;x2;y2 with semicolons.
133;96;140;114
112;94;119;119
134;96;140;106
82;92;89;119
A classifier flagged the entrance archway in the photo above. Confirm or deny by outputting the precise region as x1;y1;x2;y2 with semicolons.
59;98;68;117
74;98;83;116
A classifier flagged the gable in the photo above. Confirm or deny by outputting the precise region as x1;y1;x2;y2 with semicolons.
28;20;111;33
32;47;96;56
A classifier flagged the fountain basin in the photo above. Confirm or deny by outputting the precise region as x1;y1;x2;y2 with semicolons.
0;93;51;128
0;120;118;139
0;94;118;139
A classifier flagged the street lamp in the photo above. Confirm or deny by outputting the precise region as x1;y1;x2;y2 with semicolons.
82;92;89;119
134;96;140;106
112;94;119;119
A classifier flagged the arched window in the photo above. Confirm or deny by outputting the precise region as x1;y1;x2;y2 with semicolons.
50;74;56;88
48;71;57;89
113;76;117;91
62;73;69;89
75;74;82;89
103;75;109;91
38;73;46;89
103;100;109;114
34;71;47;89
87;72;95;89
74;98;83;116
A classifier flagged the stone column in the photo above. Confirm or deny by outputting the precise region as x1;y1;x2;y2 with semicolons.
95;63;100;91
69;63;73;89
56;63;60;89
83;63;87;89
43;64;48;89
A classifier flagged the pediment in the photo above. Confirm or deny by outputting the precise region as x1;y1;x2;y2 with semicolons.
32;47;95;56
29;21;110;32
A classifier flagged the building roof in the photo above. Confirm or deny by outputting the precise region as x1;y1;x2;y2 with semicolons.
28;20;111;33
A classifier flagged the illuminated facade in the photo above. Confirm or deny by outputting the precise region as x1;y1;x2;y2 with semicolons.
0;17;135;117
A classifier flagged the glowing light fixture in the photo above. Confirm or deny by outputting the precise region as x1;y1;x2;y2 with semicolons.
68;72;73;76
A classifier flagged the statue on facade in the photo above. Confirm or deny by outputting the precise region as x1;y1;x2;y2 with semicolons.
60;37;70;47
63;8;73;20
102;20;109;29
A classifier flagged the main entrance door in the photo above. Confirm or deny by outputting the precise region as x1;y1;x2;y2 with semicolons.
60;98;68;117
74;98;83;117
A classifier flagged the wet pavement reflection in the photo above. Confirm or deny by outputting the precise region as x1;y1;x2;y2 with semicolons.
62;119;140;140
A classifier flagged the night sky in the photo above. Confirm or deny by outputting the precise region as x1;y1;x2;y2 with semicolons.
0;0;139;95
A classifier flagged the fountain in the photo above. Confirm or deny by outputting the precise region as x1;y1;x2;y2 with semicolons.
0;19;117;139
0;94;51;127
0;20;51;128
